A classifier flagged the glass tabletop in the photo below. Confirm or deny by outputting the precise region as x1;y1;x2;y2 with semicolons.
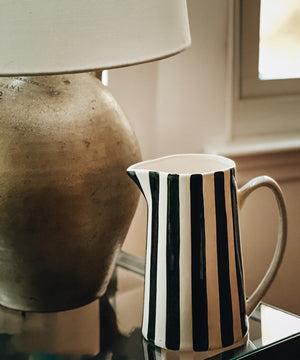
0;263;299;359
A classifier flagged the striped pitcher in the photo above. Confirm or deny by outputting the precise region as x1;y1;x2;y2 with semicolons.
127;154;287;352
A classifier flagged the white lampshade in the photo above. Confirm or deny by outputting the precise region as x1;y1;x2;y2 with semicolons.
0;0;191;75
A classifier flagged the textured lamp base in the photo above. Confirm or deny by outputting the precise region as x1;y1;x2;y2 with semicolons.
0;73;141;311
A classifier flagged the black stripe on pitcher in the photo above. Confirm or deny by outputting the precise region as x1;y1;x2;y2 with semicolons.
214;171;234;347
190;174;209;351
147;171;160;342
165;174;181;350
230;168;247;337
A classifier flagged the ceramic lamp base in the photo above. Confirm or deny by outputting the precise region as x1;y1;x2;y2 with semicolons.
0;73;141;311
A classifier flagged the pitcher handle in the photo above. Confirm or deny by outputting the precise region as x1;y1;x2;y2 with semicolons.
238;176;287;316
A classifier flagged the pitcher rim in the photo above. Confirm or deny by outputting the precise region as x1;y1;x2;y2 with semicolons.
127;153;236;176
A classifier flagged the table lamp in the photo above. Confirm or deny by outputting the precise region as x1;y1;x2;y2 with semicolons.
0;0;190;312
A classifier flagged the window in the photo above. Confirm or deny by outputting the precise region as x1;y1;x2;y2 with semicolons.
259;0;300;81
231;0;300;139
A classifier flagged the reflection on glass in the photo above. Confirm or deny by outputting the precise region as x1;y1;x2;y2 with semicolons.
260;304;300;345
259;0;300;80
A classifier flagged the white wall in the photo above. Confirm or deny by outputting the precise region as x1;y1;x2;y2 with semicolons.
108;0;300;315
109;0;230;158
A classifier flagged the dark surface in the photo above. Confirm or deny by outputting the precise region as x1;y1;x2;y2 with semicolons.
0;266;299;359
208;334;300;360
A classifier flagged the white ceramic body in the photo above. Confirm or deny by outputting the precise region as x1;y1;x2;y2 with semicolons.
128;154;287;352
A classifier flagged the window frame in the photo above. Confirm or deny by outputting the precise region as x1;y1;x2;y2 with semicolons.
231;0;300;140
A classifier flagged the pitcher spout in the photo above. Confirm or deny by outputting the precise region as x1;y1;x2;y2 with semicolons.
126;166;151;199
127;169;142;187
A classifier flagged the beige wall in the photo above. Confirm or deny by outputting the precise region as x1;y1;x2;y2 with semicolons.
109;0;300;315
239;178;300;316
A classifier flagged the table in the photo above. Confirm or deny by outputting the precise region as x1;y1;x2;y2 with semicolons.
0;259;299;359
